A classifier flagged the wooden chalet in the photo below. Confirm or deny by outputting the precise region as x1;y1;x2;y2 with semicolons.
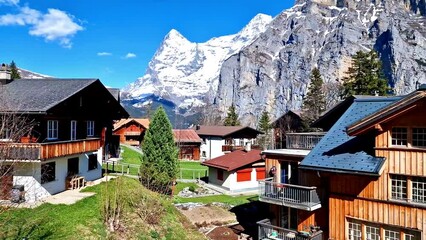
113;118;150;146
0;71;128;202
173;129;202;160
271;110;304;149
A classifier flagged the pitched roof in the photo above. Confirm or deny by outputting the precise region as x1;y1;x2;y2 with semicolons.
194;125;262;137
201;149;262;171
173;129;202;143
271;110;302;127
113;118;150;131
347;90;424;136
0;78;98;113
300;96;401;176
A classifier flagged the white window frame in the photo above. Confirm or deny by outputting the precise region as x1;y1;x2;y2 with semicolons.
391;175;407;201
348;221;362;240
70;120;77;141
347;218;420;240
412;127;426;147
47;120;58;140
87;121;94;137
391;127;408;146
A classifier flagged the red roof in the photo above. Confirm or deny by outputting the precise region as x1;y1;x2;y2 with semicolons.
201;149;262;171
173;129;202;143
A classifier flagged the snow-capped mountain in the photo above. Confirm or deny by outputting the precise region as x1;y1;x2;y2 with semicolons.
122;13;273;110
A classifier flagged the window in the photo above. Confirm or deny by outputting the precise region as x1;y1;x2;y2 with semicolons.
391;175;407;200
87;121;94;137
366;226;380;240
412;177;426;203
391;127;407;146
217;169;223;181
202;151;206;157
70;120;77;140
405;234;416;240
41;162;56;183
384;229;400;240
348;221;361;240
0;128;10;140
413;128;426;147
88;154;98;171
47;120;58;139
237;169;252;182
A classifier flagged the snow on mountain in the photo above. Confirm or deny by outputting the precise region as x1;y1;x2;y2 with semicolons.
122;13;273;110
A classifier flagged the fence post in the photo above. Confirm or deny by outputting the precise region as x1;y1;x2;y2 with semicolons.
127;165;130;174
192;171;195;179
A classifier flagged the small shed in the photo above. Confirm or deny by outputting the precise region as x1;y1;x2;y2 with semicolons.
173;129;202;160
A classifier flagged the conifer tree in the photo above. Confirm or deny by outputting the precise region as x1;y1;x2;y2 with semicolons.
302;68;326;130
9;61;20;80
342;50;389;98
258;110;271;149
140;106;178;193
224;104;240;126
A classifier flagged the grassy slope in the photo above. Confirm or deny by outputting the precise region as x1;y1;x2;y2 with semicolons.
0;177;205;240
120;145;142;165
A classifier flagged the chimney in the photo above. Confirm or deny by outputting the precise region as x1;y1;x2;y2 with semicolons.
245;142;251;152
0;63;12;85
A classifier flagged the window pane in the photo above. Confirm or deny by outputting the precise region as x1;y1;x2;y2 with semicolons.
384;229;400;240
392;127;407;146
412;176;426;203
366;225;380;240
391;175;407;200
348;222;361;240
41;162;56;183
413;128;426;147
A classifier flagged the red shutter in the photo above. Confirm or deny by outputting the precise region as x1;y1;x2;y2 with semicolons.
237;168;252;182
256;167;266;180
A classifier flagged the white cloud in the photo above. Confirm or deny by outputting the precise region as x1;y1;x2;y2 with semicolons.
97;52;112;56
0;0;19;6
0;6;83;48
124;53;136;59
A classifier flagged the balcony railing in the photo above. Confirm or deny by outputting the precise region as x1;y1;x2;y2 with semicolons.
285;133;325;150
124;131;141;136
222;144;261;152
258;178;321;211
0;138;101;161
257;219;323;240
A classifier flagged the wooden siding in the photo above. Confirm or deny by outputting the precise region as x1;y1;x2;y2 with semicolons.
329;196;426;240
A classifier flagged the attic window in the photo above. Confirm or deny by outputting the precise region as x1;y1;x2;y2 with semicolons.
413;128;426;147
391;127;407;146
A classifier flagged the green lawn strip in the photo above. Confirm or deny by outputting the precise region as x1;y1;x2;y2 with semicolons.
120;145;142;165
103;162;140;175
178;161;208;179
0;177;205;240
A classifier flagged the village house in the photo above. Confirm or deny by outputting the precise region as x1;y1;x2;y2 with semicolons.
271;110;304;149
113;118;150;147
173;129;202;160
0;71;128;202
194;125;262;161
202;147;265;193
258;88;426;240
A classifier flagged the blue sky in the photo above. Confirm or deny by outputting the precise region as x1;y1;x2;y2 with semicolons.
0;0;293;88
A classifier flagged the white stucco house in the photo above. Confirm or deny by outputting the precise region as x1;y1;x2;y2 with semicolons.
201;149;265;193
0;74;128;203
194;125;262;161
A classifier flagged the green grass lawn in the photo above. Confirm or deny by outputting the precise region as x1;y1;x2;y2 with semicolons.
103;145;142;176
173;182;258;206
178;161;208;180
0;177;205;240
120;145;142;165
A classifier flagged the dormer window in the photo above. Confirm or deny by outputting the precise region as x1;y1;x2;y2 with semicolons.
391;127;407;146
87;121;94;137
47;120;58;140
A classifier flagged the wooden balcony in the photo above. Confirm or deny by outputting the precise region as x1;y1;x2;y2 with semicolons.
285;133;325;150
222;144;260;152
0;138;101;161
257;219;323;240
124;131;141;136
258;179;321;211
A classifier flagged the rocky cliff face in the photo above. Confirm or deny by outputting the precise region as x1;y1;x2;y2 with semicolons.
213;0;426;126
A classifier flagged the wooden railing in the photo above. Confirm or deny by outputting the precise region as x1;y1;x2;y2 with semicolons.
257;219;323;240
258;178;321;211
222;145;260;152
0;138;101;160
124;131;141;136
286;132;325;150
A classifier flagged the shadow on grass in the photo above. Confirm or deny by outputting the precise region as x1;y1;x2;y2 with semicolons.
229;200;271;239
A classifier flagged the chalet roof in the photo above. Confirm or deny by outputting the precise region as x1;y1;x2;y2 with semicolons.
347;90;424;136
1;78;97;113
271;110;302;127
300;96;401;176
262;149;310;158
201;149;262;171
113;118;150;131
173;129;202;143
107;88;121;101
194;125;262;138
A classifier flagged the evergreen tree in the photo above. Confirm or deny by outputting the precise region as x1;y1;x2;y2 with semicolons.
10;61;20;80
140;106;178;193
224;104;240;126
302;68;326;130
258;110;271;149
342;50;389;98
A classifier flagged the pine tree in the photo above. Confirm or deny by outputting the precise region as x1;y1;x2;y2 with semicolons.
342;50;389;98
224;104;240;126
258;110;271;149
302;68;326;130
10;61;20;80
140;106;178;193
